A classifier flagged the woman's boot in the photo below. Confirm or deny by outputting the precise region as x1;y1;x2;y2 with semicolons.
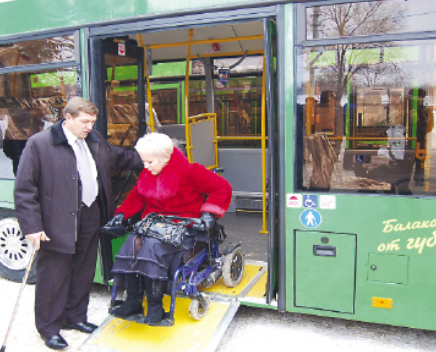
140;278;167;325
111;274;144;318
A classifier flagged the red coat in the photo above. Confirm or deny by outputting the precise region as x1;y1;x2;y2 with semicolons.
115;147;232;220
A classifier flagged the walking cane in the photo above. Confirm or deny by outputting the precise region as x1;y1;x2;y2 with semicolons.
1;246;37;352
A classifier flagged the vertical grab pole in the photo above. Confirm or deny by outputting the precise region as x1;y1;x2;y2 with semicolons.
144;48;155;133
185;29;194;162
260;57;268;234
138;35;155;132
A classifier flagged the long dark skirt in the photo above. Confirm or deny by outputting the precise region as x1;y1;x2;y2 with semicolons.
112;232;195;284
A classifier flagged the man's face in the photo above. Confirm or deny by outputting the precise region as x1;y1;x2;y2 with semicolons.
64;111;97;139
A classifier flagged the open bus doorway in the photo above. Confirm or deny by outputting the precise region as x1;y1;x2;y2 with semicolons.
89;18;277;310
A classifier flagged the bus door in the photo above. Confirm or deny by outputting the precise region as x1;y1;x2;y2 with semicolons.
89;37;146;282
87;19;276;307
84;9;281;350
90;37;146;201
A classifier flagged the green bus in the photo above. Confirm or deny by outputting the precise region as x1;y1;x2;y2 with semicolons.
1;0;436;333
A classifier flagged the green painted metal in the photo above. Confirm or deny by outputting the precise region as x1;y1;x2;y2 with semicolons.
294;231;356;313
367;254;409;285
0;0;257;37
286;195;436;330
152;62;187;78
94;251;104;283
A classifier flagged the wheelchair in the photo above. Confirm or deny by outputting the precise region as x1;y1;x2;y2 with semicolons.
103;213;245;325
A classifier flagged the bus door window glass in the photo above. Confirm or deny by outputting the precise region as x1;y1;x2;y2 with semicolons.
104;56;141;148
103;53;145;205
0;69;78;179
0;36;75;68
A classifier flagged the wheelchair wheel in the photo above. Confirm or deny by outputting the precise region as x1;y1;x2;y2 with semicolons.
222;246;245;288
189;295;211;320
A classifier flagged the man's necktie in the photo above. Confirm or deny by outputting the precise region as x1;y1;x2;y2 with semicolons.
75;139;97;207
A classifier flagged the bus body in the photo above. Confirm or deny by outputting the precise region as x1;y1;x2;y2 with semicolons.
1;0;436;332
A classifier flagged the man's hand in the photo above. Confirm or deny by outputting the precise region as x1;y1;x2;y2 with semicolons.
25;231;50;250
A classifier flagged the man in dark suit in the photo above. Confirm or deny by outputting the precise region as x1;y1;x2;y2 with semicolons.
14;97;142;350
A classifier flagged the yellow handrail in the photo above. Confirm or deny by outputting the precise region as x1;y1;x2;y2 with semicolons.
217;136;268;141
184;29;194;153
259;57;268;235
188;50;264;60
107;123;138;129
327;136;417;141
148;35;263;50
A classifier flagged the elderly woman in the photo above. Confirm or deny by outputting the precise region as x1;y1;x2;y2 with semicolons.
108;132;232;325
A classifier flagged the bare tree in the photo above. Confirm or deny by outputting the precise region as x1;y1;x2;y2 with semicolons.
306;1;406;136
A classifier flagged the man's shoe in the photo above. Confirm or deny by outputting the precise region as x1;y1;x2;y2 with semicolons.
42;334;68;350
62;321;98;334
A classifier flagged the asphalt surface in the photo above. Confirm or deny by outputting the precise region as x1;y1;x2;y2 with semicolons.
1;277;436;352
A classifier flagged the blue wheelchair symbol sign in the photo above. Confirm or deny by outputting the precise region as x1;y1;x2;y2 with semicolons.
300;209;322;228
303;195;318;208
355;155;364;163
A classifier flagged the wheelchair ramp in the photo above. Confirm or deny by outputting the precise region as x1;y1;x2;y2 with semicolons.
82;261;266;352
85;296;239;352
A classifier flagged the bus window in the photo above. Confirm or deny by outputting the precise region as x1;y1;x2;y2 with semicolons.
0;35;78;179
297;40;436;196
306;0;436;40
0;36;74;68
0;69;78;178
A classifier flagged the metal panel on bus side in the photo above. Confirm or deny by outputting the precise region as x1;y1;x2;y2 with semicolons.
294;230;357;314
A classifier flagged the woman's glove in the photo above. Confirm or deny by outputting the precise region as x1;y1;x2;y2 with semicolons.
200;212;216;230
107;213;124;227
100;213;126;239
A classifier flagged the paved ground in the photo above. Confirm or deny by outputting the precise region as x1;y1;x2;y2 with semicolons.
1;276;436;352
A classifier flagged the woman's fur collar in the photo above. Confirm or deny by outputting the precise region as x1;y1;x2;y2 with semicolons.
137;147;189;200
